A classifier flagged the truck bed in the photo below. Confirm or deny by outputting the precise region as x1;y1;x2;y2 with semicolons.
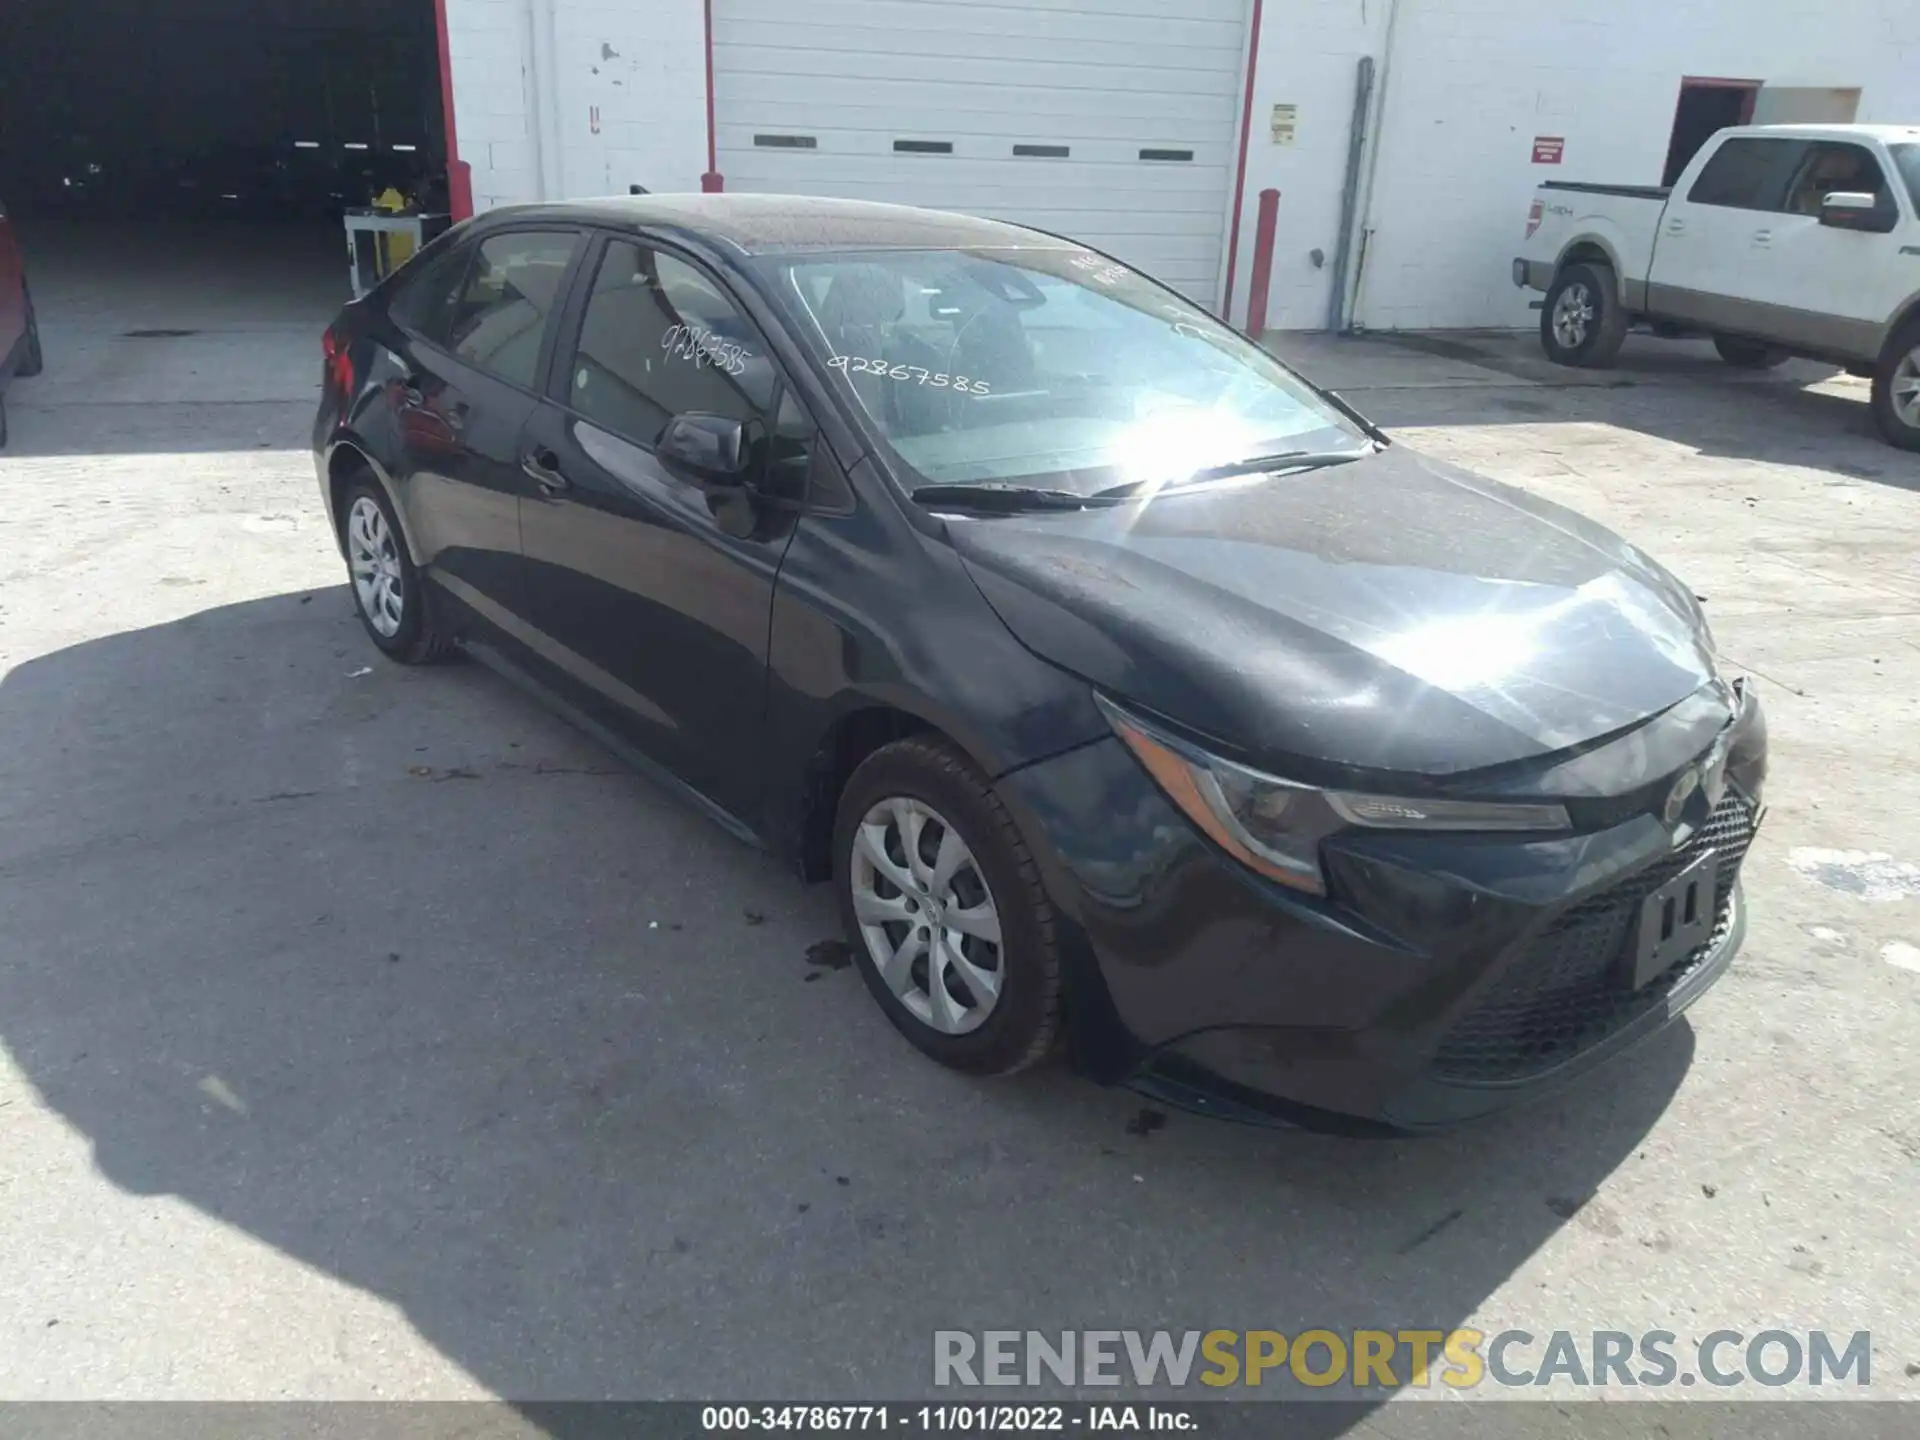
1540;181;1673;201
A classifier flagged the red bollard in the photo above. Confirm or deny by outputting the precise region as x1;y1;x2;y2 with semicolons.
1245;188;1281;338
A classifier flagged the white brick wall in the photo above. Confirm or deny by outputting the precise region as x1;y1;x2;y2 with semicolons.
445;0;707;211
1230;0;1920;331
447;0;1920;330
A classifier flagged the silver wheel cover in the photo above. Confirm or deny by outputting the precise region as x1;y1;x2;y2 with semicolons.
1552;283;1594;349
346;495;405;638
849;797;1006;1036
1892;347;1920;430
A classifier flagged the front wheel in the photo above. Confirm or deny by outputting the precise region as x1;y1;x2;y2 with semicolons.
1871;320;1920;452
1540;262;1628;368
1714;336;1787;370
833;737;1063;1076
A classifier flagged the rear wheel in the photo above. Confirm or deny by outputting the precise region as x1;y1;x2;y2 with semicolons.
1713;336;1787;370
16;283;42;377
1540;262;1628;368
340;479;456;663
1871;319;1920;452
833;737;1063;1076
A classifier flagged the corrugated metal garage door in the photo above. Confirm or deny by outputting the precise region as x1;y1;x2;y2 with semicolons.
711;0;1249;305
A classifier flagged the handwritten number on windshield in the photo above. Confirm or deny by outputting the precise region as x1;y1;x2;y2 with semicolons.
829;354;992;394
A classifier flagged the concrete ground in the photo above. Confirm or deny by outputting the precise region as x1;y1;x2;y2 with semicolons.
0;221;1916;1428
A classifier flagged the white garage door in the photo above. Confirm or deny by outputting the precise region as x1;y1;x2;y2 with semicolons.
712;0;1249;305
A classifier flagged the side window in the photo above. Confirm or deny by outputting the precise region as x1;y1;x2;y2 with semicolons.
1686;138;1808;211
389;240;474;343
1781;142;1893;218
567;240;778;445
445;230;580;389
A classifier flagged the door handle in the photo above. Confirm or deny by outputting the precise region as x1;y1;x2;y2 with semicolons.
1666;218;1686;234
1752;229;1773;245
522;447;569;494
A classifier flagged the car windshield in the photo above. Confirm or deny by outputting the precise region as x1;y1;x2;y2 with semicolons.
761;247;1365;497
1891;143;1920;213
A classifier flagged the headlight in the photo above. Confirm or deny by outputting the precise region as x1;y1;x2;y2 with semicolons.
1096;696;1572;895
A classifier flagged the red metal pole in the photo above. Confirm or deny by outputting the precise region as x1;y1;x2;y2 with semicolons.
1219;0;1265;323
431;0;473;220
1245;188;1281;338
701;0;724;191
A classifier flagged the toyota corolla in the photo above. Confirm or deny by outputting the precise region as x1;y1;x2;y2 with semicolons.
312;195;1768;1132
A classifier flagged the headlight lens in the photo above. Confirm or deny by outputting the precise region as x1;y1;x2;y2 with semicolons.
1097;696;1572;895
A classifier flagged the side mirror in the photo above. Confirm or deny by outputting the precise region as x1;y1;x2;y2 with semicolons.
1819;191;1896;233
658;413;753;486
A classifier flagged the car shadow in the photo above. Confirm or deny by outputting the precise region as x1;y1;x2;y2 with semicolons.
0;591;1693;1428
1306;331;1919;493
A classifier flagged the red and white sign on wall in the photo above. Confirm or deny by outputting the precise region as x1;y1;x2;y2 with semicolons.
1532;136;1565;164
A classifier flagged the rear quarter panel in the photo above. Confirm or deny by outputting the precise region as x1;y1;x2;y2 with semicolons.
1526;189;1662;305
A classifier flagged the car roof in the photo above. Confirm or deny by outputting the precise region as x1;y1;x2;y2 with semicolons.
476;193;1084;257
1739;123;1920;143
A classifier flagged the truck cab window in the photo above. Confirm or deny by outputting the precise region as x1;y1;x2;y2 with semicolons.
1686;137;1809;211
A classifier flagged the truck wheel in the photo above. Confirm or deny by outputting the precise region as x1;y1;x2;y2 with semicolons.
1871;318;1920;452
1713;336;1787;370
1541;263;1627;368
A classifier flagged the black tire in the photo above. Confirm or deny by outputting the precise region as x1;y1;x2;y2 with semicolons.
1540;262;1628;368
1713;336;1787;370
338;477;457;663
1870;317;1920;453
16;282;42;377
832;736;1063;1076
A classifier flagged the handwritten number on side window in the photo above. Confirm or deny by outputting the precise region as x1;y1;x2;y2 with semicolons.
661;323;748;377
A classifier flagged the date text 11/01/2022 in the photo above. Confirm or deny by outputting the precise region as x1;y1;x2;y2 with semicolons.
701;1407;1191;1432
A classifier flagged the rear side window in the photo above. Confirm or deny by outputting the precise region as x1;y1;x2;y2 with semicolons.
389;241;473;342
564;239;778;445
445;230;580;389
1686;138;1809;210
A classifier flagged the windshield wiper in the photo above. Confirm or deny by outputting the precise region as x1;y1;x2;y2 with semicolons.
909;483;1097;513
1090;445;1377;499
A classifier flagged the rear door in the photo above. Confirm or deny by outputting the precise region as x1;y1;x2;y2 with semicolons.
1741;139;1912;360
514;233;812;823
381;227;585;623
1649;135;1809;332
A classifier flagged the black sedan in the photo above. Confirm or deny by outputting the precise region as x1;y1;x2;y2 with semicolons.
312;196;1767;1132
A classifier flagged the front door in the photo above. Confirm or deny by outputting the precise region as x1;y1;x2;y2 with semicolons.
514;235;811;825
382;227;585;621
1649;134;1809;332
1741;139;1914;360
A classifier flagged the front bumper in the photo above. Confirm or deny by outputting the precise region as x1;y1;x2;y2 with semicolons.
997;698;1766;1134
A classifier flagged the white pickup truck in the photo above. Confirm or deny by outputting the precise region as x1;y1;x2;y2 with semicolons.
1514;123;1920;449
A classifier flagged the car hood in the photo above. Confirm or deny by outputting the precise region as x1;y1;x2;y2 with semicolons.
946;443;1718;779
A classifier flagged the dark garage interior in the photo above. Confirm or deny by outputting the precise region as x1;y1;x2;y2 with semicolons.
1;0;446;320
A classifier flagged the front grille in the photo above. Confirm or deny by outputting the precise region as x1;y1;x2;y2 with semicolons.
1430;795;1757;1084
